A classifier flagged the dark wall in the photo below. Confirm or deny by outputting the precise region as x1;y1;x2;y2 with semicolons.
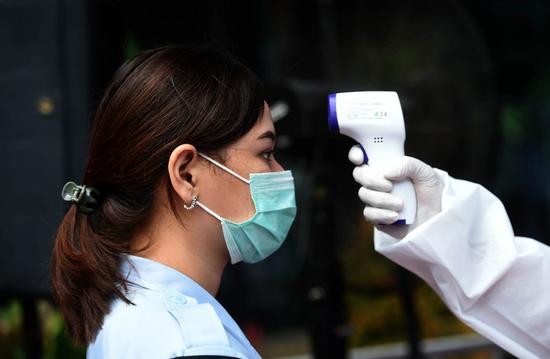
0;0;91;296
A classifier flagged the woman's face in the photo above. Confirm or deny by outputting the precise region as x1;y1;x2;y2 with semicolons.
198;102;284;222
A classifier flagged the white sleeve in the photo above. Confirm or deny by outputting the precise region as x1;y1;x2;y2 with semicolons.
374;169;550;359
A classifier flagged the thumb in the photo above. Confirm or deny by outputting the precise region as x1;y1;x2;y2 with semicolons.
382;156;435;185
348;145;366;165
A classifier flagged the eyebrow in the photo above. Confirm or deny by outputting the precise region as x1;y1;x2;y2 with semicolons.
257;130;276;141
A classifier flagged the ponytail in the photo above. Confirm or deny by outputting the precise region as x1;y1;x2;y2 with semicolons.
51;205;132;346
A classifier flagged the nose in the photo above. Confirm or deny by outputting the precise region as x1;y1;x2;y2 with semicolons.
273;159;285;172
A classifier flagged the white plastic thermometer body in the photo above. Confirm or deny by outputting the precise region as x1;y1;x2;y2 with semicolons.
328;91;417;224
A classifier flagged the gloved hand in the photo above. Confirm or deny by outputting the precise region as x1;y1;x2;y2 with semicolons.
349;145;444;238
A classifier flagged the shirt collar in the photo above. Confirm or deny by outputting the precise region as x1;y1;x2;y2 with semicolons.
121;254;208;298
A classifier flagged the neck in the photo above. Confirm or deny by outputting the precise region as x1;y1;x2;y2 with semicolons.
146;245;225;296
133;208;228;296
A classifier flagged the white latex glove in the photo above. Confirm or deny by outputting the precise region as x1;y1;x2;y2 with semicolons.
349;145;444;238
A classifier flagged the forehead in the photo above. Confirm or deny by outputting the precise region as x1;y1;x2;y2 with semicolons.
244;103;274;139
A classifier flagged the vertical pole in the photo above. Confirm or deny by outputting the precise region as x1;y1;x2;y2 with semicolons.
305;145;349;359
21;298;43;359
398;268;424;359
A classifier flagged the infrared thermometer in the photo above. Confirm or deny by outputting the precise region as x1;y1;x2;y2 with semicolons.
328;91;417;224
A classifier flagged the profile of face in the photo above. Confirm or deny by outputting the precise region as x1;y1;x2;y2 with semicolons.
200;101;284;222
168;101;284;226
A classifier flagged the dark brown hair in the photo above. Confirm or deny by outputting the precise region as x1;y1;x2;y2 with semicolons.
51;45;264;346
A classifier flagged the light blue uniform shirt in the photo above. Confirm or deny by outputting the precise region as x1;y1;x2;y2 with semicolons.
87;254;261;359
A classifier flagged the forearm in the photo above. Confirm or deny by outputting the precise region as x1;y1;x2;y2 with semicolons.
374;170;550;359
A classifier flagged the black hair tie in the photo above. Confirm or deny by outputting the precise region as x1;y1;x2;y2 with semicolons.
61;181;101;214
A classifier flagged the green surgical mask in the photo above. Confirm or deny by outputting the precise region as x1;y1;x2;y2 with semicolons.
196;153;297;264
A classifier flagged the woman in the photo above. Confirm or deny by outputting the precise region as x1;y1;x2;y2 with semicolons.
52;45;296;358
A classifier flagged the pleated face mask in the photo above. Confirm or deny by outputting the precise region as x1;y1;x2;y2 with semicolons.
195;153;297;264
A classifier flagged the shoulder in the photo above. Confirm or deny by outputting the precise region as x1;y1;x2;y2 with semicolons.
87;287;245;359
87;288;184;358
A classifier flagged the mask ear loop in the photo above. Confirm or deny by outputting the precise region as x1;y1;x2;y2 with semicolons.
195;200;223;222
195;153;251;222
198;153;250;184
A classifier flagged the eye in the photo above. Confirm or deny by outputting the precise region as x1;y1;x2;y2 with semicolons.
261;150;275;161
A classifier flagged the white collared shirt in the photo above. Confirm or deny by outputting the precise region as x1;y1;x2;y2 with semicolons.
87;254;261;359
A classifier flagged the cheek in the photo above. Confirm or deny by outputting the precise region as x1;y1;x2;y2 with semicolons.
241;155;270;173
246;154;284;174
222;182;256;222
212;173;256;222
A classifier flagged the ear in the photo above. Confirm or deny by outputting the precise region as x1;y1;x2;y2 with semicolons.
168;144;201;206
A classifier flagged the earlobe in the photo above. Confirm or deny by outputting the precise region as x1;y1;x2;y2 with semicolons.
168;144;199;204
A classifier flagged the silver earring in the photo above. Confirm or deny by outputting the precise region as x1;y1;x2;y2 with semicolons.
184;195;197;210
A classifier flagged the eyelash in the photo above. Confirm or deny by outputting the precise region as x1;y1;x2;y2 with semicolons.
261;150;275;161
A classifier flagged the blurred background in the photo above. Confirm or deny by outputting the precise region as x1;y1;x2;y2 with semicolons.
1;0;549;358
